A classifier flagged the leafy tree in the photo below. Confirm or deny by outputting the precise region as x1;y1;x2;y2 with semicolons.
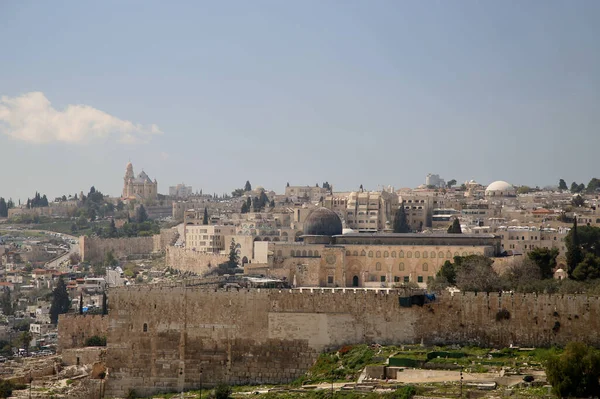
50;277;71;324
240;202;249;213
231;188;245;197
558;179;568;191
572;253;600;281
393;203;411;233
203;207;209;225
447;218;462;234
503;258;543;292
0;198;7;218
545;342;600;398
572;194;585;207
566;218;584;277
79;292;84;315
587;177;600;193
446;179;457;189
527;247;558;279
455;255;502;292
20;332;33;354
517;185;531;194
135;204;148;223
228;239;239;268
244;180;252;192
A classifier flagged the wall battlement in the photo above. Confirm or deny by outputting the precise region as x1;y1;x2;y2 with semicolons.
105;286;600;397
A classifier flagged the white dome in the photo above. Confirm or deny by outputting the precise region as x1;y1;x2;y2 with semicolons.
486;180;515;192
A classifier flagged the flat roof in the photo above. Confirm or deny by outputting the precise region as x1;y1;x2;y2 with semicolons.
334;233;498;239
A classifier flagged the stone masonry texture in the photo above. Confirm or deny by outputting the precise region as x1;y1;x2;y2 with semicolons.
104;286;600;397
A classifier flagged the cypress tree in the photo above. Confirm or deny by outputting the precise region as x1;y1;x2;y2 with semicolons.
79;292;83;315
448;218;462;234
393;203;411;233
102;292;108;315
244;181;252;192
566;218;584;276
203;207;209;225
50;277;71;324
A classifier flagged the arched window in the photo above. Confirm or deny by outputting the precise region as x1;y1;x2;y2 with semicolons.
454;252;459;257
346;250;351;256
446;251;452;258
302;250;307;257
376;251;381;258
376;262;382;271
422;263;428;271
399;262;405;271
314;250;319;257
423;251;428;258
368;251;373;258
143;323;148;332
354;251;359;256
308;250;313;257
431;251;436;258
384;251;389;257
462;252;467;256
290;250;295;257
391;251;396;258
415;251;420;258
407;251;412;258
399;251;404;258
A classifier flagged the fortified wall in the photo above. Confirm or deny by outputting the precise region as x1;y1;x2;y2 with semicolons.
58;314;108;352
105;287;600;397
165;246;228;274
80;230;178;263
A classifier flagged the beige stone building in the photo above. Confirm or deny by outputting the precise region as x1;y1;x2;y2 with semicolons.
122;162;158;201
246;207;501;288
184;225;236;254
344;190;398;232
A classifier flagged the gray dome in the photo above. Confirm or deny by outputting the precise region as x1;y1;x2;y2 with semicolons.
303;207;343;236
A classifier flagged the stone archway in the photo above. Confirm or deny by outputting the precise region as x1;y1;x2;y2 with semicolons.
352;275;359;287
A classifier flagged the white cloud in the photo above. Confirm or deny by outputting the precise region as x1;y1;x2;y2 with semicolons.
0;92;162;144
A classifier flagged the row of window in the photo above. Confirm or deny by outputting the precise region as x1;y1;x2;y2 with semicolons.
287;250;320;257
346;250;475;259
376;262;429;272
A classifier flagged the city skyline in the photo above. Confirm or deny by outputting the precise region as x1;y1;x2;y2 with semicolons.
1;1;599;201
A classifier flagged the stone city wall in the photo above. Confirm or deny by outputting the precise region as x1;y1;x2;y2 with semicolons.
165;246;228;275
104;287;600;397
80;236;155;263
62;347;106;366
153;228;179;252
58;314;108;352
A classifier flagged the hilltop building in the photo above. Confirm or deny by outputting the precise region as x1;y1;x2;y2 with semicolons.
122;162;158;201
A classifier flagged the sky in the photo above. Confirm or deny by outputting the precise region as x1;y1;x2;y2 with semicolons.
1;1;599;202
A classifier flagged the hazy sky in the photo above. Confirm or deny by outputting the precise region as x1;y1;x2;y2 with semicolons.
1;1;599;202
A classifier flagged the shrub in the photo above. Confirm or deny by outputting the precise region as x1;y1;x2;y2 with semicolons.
0;379;13;399
85;335;107;347
214;384;232;399
495;308;511;321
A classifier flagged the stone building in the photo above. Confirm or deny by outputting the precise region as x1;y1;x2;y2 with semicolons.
122;162;158;201
245;207;501;288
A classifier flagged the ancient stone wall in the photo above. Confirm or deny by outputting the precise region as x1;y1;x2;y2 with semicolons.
153;228;179;252
80;236;155;263
165;246;228;274
57;314;108;352
104;287;600;397
62;347;105;366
